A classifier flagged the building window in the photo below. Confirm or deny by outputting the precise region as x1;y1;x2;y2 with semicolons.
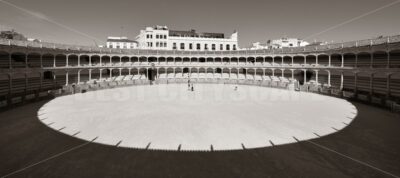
109;44;113;48
226;44;230;50
180;43;185;50
205;44;208;50
146;34;149;39
164;35;167;39
233;45;236;50
173;43;177;50
212;44;216;50
156;35;159;39
189;43;193;50
197;43;200;50
156;42;159;47
220;44;223;50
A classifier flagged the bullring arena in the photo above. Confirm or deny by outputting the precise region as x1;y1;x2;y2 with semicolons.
1;36;400;177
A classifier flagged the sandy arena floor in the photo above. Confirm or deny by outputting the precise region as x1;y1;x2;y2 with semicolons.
38;84;357;151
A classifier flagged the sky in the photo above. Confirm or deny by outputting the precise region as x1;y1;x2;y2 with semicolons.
0;0;399;47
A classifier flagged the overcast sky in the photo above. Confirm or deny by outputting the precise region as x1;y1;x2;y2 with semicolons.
0;0;399;47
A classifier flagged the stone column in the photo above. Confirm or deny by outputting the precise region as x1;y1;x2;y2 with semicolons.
340;72;344;90
78;55;80;66
53;55;56;67
66;55;69;67
291;56;294;66
328;55;331;67
89;55;92;66
291;69;294;80
327;70;331;86
65;71;69;86
341;54;344;67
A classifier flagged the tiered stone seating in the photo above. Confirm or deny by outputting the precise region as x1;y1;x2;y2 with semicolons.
214;73;222;79
255;75;263;81
167;73;175;79
230;73;238;80
191;73;199;79
263;75;271;81
238;74;246;80
159;73;167;79
222;73;230;79
115;75;125;81
139;74;147;80
123;75;134;81
246;74;254;80
199;73;206;79
132;75;141;80
175;73;183;79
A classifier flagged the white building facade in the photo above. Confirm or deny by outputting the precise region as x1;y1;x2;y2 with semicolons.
106;37;138;49
135;25;238;51
270;38;309;48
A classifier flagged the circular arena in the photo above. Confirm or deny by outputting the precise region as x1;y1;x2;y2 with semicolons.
39;84;356;151
1;36;400;178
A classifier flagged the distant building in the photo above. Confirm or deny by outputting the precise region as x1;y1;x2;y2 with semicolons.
249;42;268;50
135;25;238;51
269;38;309;49
0;30;27;41
248;37;310;50
27;38;41;43
106;37;138;49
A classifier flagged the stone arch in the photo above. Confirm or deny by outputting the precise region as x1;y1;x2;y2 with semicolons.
372;51;388;68
27;53;41;68
389;50;400;68
356;52;371;68
343;53;356;67
11;52;26;68
55;54;67;67
0;51;10;69
68;54;79;66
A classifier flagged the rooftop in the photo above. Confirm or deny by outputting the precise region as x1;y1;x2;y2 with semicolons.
169;29;225;38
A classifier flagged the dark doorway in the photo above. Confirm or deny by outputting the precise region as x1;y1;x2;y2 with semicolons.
147;68;156;81
298;70;313;85
43;71;54;80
